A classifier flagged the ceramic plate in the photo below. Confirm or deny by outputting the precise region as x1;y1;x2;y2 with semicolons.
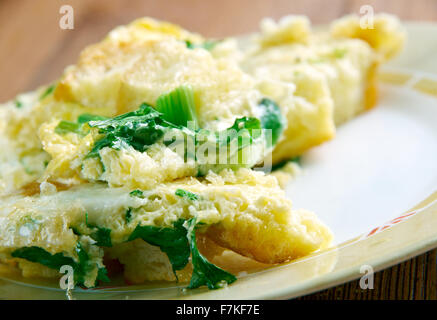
0;22;436;300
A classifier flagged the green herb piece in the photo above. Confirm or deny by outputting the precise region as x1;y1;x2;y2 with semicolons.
271;156;301;171
14;100;23;108
127;218;237;289
175;189;199;201
77;114;108;124
129;190;144;198
11;246;74;270
156;86;199;129
11;243;109;286
55;120;82;135
185;40;218;51
19;158;35;175
125;208;133;224
332;48;347;59
128;219;190;273
60;92;283;172
85;213;112;247
308;57;326;64
40;85;55;100
258;98;285;147
74;242;97;285
90;227;112;247
86;103;177;158
185;218;237;289
220;116;262;150
55;113;109;136
97;267;110;283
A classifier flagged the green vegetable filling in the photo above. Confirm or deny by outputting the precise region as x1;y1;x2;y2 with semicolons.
53;86;284;172
86;103;178;158
128;218;236;289
185;218;236;289
184;40;218;51
39;85;55;100
85;213;112;247
55;120;83;135
271;156;301;172
175;188;199;201
257;98;285;147
156;85;199;129
11;243;109;287
128;219;190;273
12;217;236;290
129;189;144;198
14;100;23;108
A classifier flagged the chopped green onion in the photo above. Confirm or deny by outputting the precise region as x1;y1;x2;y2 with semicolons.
14;100;23;108
332;48;347;59
77;114;108;124
55;120;82;135
156;86;199;129
185;40;218;51
175;189;199;201
129;190;144;198
40;85;55;100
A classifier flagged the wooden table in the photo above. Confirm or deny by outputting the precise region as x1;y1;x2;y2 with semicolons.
1;0;436;299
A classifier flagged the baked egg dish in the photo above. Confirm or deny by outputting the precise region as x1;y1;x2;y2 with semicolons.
0;14;404;289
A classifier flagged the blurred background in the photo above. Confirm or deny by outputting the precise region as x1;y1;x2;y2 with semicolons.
0;0;437;102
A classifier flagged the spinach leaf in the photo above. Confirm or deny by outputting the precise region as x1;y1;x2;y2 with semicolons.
185;218;237;289
86;103;178;158
175;189;199;201
55;120;83;135
185;40;218;51
58;87;284;172
11;246;75;270
128;218;237;289
125;208;133;224
219;116;262;151
129;190;144;198
128;219;190;273
11;243;109;286
271;156;301;171
12;218;236;290
85;213;112;247
14;100;23;108
258;98;285;147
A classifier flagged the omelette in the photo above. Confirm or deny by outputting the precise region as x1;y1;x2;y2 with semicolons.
0;15;404;289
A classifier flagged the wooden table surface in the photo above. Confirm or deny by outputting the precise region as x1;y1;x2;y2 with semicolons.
1;0;436;300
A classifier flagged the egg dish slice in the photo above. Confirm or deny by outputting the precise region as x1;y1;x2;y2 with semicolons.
0;14;404;290
0;169;332;288
238;14;405;163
